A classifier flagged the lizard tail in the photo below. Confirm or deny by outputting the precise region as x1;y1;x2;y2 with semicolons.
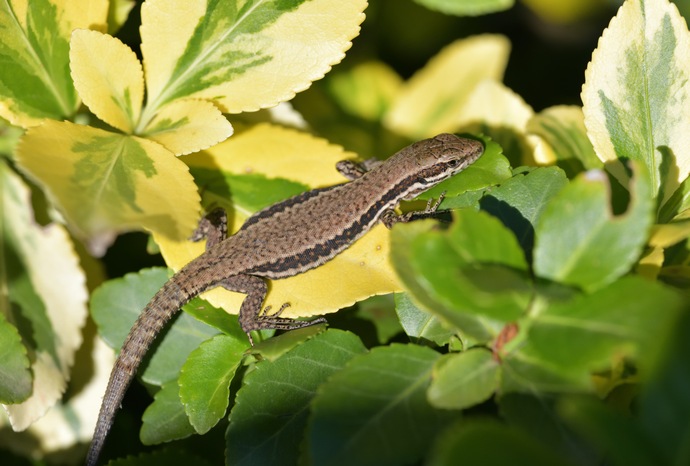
85;273;192;466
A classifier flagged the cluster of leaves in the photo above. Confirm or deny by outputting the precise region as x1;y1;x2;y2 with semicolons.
3;0;690;465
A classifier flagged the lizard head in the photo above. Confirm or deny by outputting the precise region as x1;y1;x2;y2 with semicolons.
398;133;484;200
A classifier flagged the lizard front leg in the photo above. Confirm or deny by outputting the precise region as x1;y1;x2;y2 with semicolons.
190;208;228;248
219;274;326;344
381;192;447;229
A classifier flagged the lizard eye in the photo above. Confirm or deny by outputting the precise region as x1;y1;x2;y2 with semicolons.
447;159;461;168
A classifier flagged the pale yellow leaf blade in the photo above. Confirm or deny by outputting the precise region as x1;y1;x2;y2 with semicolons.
143;99;233;156
582;0;690;204
16;121;200;255
154;124;403;319
457;80;536;165
384;34;511;139
70;29;143;133
1;164;88;430
140;0;366;120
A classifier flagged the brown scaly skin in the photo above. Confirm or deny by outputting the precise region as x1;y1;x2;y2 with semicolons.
85;134;483;465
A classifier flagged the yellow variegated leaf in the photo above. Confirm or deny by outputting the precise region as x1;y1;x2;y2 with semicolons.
328;61;404;122
16;121;200;255
143;99;233;156
527;105;601;176
649;220;690;248
384;34;510;139
457;80;536;165
1;163;88;430
637;246;664;279
0;0;107;127
139;0;366;123
70;29;143;133
582;0;690;204
154;124;403;319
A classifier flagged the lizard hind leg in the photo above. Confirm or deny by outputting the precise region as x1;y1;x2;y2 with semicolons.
220;275;326;345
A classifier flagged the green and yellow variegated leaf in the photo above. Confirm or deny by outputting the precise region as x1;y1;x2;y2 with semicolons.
0;0;107;127
142;99;234;156
70;29;143;133
328;61;403;122
456;80;536;165
582;0;690;204
1;162;88;430
139;0;366;123
384;34;510;139
16;121;200;255
527;105;601;177
154;124;403;320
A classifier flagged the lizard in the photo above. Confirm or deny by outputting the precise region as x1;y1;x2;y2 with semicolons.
85;133;484;466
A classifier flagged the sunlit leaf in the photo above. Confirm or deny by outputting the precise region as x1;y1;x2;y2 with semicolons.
69;29;143;133
139;0;366;121
179;334;247;434
16;121;200;254
385;34;510;139
582;0;690;204
0;0;107;126
0;161;88;429
142;99;233;156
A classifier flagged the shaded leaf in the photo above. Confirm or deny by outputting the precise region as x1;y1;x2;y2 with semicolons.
395;293;453;345
428;349;499;409
533;164;653;292
0;313;31;404
307;344;450;466
413;0;514;16
141;381;195;445
227;329;366;466
90;267;219;386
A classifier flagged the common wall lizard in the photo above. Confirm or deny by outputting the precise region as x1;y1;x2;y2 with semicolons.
85;133;484;465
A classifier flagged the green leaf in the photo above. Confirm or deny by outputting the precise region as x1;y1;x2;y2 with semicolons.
395;293;453;345
227;329;366;466
559;397;660;466
526;105;601;178
500;393;597;464
406;210;531;323
428;349;499;409
528;276;682;375
581;0;690;204
638;312;690;463
141;380;195;445
480;166;568;258
179;334;247;434
90;267;219;385
109;449;213;466
0;0;105;126
428;420;574;466
307;344;451;466
413;0;514;16
391;221;493;342
0;313;31;404
533;163;653;292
